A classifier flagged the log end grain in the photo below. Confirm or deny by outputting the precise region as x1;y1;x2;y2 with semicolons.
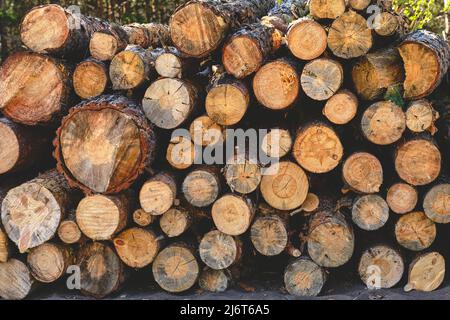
287;18;327;61
212;195;254;236
406;100;439;134
139;173;177;216
261;128;293;159
160;207;192;238
58;220;83;244
395;211;436;251
301;58;343;101
343;152;383;194
0;259;34;300
309;0;346;20
27;243;72;283
251;215;288;256
423;184;450;224
284;258;326;297
404;252;445;292
225;159;262;194
199;230;240;270
199;268;231;293
132;208;156;227
386;183;418;215
352;195;389;231
323;90;358;125
90;32;123;62
0;119;20;174
182;168;220;208
73;59;108;100
190;115;224;147
166;135;196;170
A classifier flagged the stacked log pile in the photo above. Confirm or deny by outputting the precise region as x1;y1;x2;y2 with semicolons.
0;0;449;299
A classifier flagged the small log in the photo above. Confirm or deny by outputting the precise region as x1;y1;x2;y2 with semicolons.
152;243;200;293
251;215;289;256
293;123;344;173
405;99;440;134
199;268;232;293
132;208;157;227
309;0;346;20
386;183;418;215
73;58;109;99
190;115;225;147
394;139;441;186
323;90;359;125
261;128;293;159
27;243;74;283
404;252;445;292
423;184;450;224
352;195;389;231
0;259;34;300
361;100;406;145
284;257;327;297
287;18;328;61
301;58;343;101
395;211;436;251
1;170;75;253
375;12;401;37
58;217;84;245
76;193;131;241
0;226;8;263
224;156;262;194
298;193;321;215
155;47;197;79
139;172;177;216
260;161;310;210
349;0;371;10
143;78;198;129
398;30;450;100
358;245;404;289
160;207;192;238
78;242;125;299
113;227;162;268
182;167;221;208
166;135;196;170
212;194;255;236
342;152;383;194
199;230;242;270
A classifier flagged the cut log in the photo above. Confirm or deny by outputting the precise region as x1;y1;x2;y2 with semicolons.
394;139;441;186
224;157;262;194
0;226;8;263
301;58;343;101
287;18;327;61
190;115;225;147
199;268;232;293
386;183;418;215
182;167;221;208
251;215;288;256
298;193;321;215
76;193;131;241
0;118;50;175
155;47;197;79
375;12;400;37
55;95;156;194
27;243;74;283
395;211;436;251
152;243;200;293
132;208;157;227
342;152;383;194
166;135;196;170
423;184;450;224
307;210;355;268
113;227;162;268
73;58;109;99
358;245;404;289
206;74;250;125
58;216;84;245
260;161;309;210
352;195;389;231
143;78;198;129
405;99;440;134
0;51;72;126
160;207;192;238
398;30;450;100
253;59;300;110
199;230;242;270
323;90;358;125
1;170;75;253
139;172;177;216
349;0;371;10
169;0;274;58
212;194;255;236
309;0;346;20
327;11;373;59
261;128;293;159
78;242;124;299
361;100;406;145
293;123;344;173
352;48;405;101
284;258;326;297
404;252;445;292
0;259;34;300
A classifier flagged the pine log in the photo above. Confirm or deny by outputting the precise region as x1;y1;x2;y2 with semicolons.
398;30;450;100
160;207;192;238
199;230;242;270
199;268;232;293
166;135;196;170
155;47;197;79
284;258;326;297
212;194;255;236
139;172;177;216
182;167;221;208
260;161;309;210
169;0;274;58
375;12;401;37
261;128;293;159
361;100;406;145
293;123;344;173
405;99;440;134
395;211;436;251
78;242;125;299
0;51;72;126
0;259;34;300
143;78;198;129
55;95;156;194
352;48;404;101
73;58;109;99
287;18;328;61
298;193;321;215
76;193;131;241
394;139;441;186
342;152;383;194
1;170;75;253
0;225;8;263
58;215;84;245
113;227;162;268
309;0;346;20
251;214;289;256
132;208;157;227
152;243;200;293
349;0;371;10
423;184;450;224
301;58;343;101
224;156;262;194
27;243;74;283
352;195;389;231
0;118;50;175
358;245;404;289
404;252;445;292
253;59;300;110
323;90;359;125
190;115;225;147
386;183;418;215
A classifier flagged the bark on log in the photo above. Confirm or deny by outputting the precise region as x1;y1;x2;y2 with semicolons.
287;18;328;61
386;183;418;215
423;184;450;224
0;259;34;300
55;95;156;194
261;128;293;159
284;257;327;297
323;90;358;125
352;195;389;231
139;172;177;216
404;252;445;292
405;99;440;134
301;58;343;101
199;230;242;270
342;152;383;194
182;167;221;208
212;194;255;236
395;211;436;251
73;58;109;99
160;207;192;238
199;268;232;293
309;0;346;20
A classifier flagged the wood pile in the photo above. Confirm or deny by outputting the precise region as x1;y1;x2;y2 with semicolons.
0;0;449;299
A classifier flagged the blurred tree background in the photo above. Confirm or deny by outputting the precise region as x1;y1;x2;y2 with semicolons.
0;0;449;63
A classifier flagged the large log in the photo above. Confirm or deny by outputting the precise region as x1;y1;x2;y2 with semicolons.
0;259;35;300
250;214;289;256
199;268;232;293
199;230;242;270
73;58;109;99
395;211;436;251
284;258;326;297
404;252;445;292
55;95;156;194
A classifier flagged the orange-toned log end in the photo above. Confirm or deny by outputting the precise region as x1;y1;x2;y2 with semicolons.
375;12;400;37
58;220;83;244
343;152;383;194
287;18;327;61
423;184;450;224
0;119;20;175
395;211;436;251
387;183;418;215
90;32;124;62
323;90;358;125
406;99;440;134
73;59;108;99
349;0;371;11
223;35;264;79
139;173;177;216
212;194;254;236
405;252;445;292
309;0;346;20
